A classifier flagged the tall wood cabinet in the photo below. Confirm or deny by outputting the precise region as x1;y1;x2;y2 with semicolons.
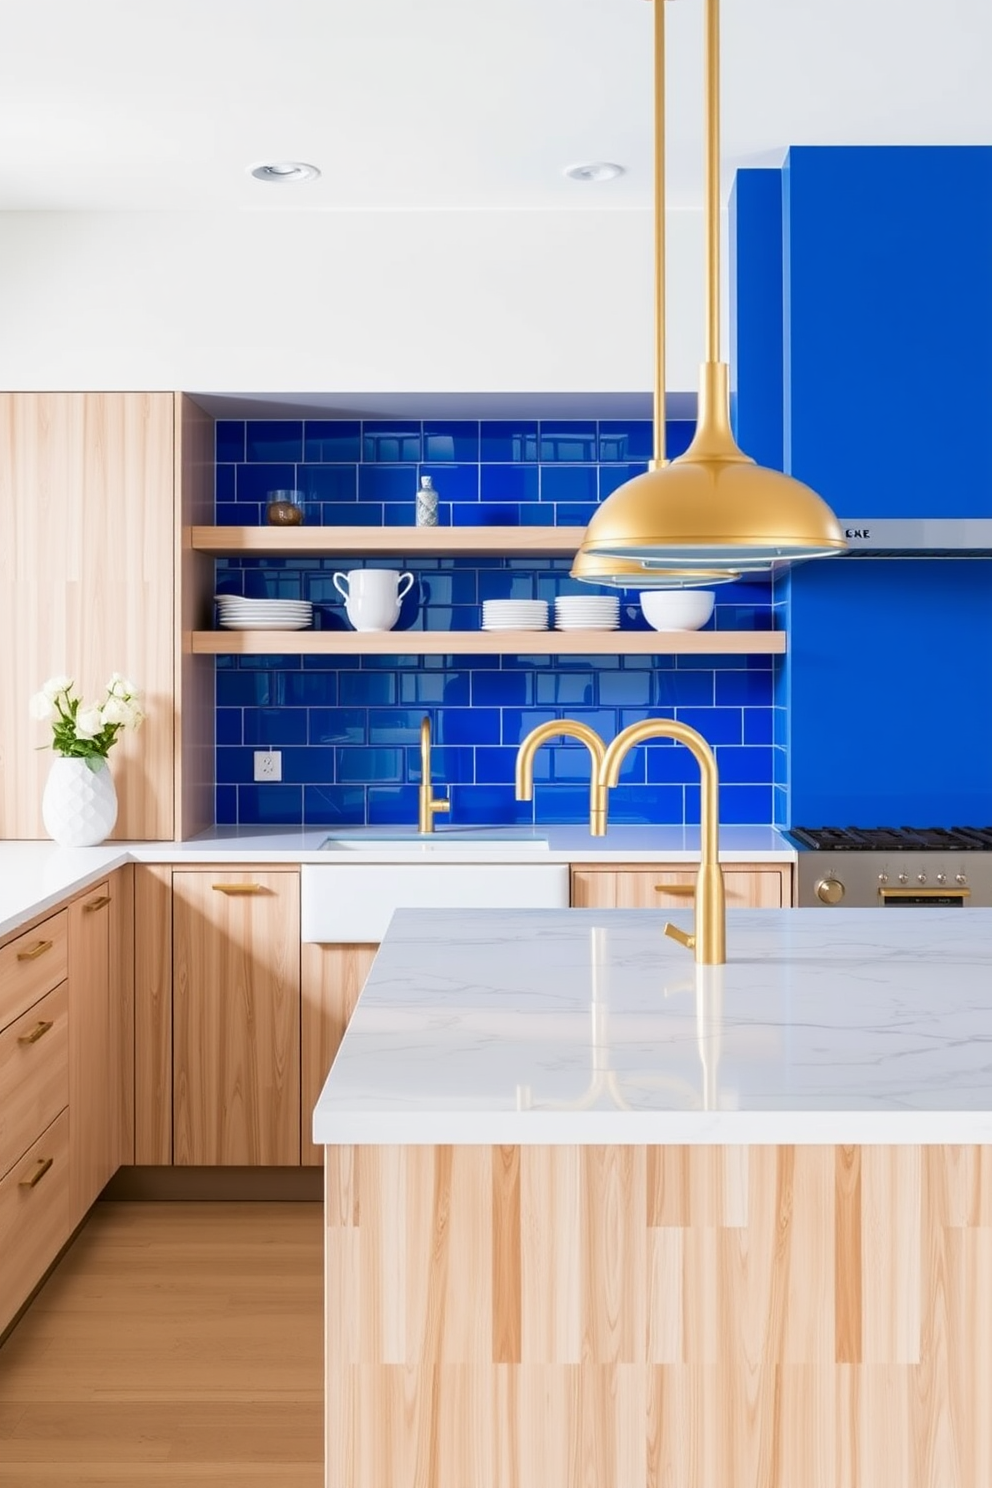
0;391;215;841
172;870;301;1165
571;862;792;909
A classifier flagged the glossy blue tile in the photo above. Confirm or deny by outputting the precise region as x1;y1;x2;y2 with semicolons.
383;503;418;526
280;672;338;707
216;708;242;746
539;466;598;504
217;502;257;526
242;708;308;746
398;671;471;705
406;745;473;785
518;503;550;525
340;671;397;705
436;708;500;744
453;503;524;526
475;747;543;785
598;672;650;706
715;746;773;784
368;709;423;745
535;673;596;706
554;503;599;527
646;745;705;785
667;420;696;459
215;784;238;824
363;422;421;462
217;747;255;784
243;570;304;600
608;785;684;824
418;570;477;606
418;463;479;503
304;421;361;462
448;785;532;826
744;709;774;744
216;671;273;706
277;746;333;783
368;786;419;824
654;672;715;707
297;465;358;503
309;709;366;744
336;747;404;784
501;709;556;745
216;420;245;463
472;671;533;706
773;746;788;786
773;707;788;747
237;784;303;824
533;785;596;823
246;421;302;463
716;670;774;706
215;465;235;504
359;466;416;502
598;464;649;499
598;421;653;462
480;421;539;462
713;784;774;824
303;785;366;826
675;708;743;744
423;422;479;462
539;422;596;462
480;466;539;503
323;503;383;526
236;464;297;504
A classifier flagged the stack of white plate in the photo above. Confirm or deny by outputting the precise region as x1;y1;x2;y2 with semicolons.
215;595;313;631
554;595;620;631
481;599;549;631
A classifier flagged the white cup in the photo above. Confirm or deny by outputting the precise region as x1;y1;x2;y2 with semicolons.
332;569;414;632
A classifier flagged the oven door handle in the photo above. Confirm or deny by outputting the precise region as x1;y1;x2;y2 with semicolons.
879;886;971;902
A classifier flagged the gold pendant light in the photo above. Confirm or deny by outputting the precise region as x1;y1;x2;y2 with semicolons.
575;0;846;577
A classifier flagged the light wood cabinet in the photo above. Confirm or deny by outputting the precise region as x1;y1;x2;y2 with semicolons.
172;870;301;1166
570;861;792;909
68;879;116;1224
301;942;378;1166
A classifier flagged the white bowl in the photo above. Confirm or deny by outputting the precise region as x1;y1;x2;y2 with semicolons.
639;590;715;631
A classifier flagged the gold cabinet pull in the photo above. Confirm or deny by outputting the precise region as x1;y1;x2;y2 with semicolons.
212;883;267;895
19;1156;54;1189
16;938;53;961
664;922;696;950
655;883;696;896
84;894;112;912
18;1019;54;1045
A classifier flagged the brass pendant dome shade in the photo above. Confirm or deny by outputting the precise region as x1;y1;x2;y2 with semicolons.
574;0;845;581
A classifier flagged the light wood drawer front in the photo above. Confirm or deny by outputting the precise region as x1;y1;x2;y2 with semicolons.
0;1109;70;1335
0;910;68;1032
0;983;69;1181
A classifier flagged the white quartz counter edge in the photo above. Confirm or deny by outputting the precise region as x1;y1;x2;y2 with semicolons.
0;825;795;941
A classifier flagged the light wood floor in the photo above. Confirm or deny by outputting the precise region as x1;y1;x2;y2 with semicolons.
0;1202;323;1487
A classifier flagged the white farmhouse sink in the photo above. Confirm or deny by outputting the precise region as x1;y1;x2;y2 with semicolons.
301;861;568;942
319;828;549;853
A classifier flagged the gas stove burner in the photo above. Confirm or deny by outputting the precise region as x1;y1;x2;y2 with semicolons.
790;826;992;851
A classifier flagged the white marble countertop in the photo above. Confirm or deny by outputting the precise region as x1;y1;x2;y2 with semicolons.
0;825;794;940
313;907;992;1146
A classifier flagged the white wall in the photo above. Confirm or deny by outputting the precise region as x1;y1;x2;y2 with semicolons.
0;209;708;397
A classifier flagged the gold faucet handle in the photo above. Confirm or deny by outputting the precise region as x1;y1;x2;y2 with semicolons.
431;796;450;816
664;922;696;951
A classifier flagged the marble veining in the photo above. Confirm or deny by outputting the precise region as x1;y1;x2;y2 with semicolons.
313;907;992;1144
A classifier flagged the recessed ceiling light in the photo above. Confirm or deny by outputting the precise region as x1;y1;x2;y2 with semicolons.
248;162;321;184
564;162;625;183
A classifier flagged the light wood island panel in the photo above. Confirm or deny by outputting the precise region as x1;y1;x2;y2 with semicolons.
325;1142;992;1488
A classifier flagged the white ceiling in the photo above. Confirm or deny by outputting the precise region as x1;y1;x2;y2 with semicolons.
1;0;990;213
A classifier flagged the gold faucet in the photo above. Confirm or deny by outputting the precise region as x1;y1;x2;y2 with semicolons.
515;720;608;836
599;720;726;964
418;715;450;834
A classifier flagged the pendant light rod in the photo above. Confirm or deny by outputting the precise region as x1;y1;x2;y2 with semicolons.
652;0;667;467
704;0;721;365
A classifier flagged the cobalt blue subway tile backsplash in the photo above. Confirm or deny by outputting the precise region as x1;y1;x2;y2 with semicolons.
213;418;781;827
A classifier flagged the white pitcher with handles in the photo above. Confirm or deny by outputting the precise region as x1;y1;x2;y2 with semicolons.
332;569;414;632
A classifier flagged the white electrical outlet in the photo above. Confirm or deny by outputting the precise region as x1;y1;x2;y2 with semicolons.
253;749;282;782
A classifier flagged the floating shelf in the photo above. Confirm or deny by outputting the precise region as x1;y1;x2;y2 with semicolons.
192;525;588;558
191;630;786;657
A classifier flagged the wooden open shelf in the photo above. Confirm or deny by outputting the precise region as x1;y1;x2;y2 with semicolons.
192;525;587;558
191;629;786;657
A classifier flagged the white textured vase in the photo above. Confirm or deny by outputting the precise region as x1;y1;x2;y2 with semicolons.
42;757;118;848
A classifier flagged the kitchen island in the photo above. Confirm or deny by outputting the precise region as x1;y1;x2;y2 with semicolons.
315;907;992;1488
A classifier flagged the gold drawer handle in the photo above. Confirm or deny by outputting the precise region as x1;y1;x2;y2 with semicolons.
212;883;267;895
84;894;112;912
18;1019;54;1045
16;938;53;962
654;883;696;896
19;1156;54;1189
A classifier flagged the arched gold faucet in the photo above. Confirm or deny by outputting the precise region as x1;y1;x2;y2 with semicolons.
515;720;608;836
599;720;726;963
418;715;450;834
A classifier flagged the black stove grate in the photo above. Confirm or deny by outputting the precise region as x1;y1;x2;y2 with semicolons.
790;826;992;851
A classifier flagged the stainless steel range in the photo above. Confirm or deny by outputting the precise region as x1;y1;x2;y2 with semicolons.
787;826;992;908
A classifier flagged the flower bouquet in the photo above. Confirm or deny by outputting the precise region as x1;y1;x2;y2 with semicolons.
31;674;145;846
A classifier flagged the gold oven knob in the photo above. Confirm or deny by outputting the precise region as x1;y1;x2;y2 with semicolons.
815;877;845;905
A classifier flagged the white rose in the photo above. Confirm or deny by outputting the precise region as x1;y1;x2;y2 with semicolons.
75;706;104;739
107;673;137;699
29;691;55;721
42;675;73;700
101;696;131;726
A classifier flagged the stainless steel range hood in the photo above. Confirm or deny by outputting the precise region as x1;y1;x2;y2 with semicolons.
837;519;992;556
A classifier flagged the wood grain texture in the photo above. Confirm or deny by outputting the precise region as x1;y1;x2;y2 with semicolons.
176;394;216;841
0;981;68;1182
193;628;787;657
109;864;134;1168
571;863;791;909
192;524;592;557
68;882;114;1226
0;392;176;839
0;1201;322;1485
133;865;173;1165
300;943;377;1166
0;1111;70;1337
173;870;300;1166
0;908;68;1031
325;1142;992;1488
